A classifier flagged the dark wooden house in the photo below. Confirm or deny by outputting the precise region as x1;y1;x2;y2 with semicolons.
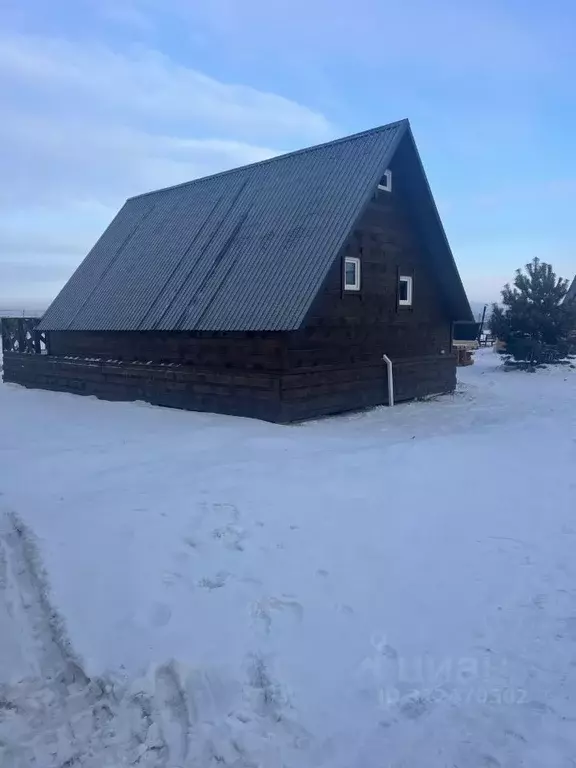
2;119;473;422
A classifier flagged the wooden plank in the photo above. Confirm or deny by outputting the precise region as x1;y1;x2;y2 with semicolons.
49;330;286;371
282;379;385;401
2;352;284;418
281;365;383;389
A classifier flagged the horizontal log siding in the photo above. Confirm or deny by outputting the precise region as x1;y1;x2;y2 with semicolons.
279;355;456;421
3;351;455;423
48;331;285;371
2;353;282;421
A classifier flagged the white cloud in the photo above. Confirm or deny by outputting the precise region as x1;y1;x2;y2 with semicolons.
0;201;111;306
0;111;279;206
0;34;332;142
0;31;333;303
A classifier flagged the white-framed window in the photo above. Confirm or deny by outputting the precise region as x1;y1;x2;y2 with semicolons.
398;275;413;306
377;169;392;192
344;256;361;291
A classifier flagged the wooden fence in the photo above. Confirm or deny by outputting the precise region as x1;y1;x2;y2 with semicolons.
1;317;47;355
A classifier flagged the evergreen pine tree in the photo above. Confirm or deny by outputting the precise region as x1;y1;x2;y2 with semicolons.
490;258;575;362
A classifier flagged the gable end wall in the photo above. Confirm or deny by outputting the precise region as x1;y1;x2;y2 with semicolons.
278;151;456;420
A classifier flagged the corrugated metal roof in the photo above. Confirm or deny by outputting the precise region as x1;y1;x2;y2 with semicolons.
40;120;409;332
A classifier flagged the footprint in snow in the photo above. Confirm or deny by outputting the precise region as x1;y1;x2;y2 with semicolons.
399;694;430;720
153;661;190;764
504;729;527;743
212;524;247;551
197;571;230;590
469;756;501;768
251;596;303;633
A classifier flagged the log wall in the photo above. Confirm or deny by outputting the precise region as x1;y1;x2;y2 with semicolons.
3;351;455;423
2;353;282;421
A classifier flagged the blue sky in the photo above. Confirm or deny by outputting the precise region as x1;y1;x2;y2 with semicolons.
0;0;574;308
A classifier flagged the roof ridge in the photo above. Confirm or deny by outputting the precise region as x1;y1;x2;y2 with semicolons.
128;119;409;202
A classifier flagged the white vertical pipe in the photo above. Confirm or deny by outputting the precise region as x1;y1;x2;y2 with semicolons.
382;354;394;406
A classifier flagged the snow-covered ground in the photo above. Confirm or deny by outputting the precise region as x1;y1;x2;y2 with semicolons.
1;348;576;766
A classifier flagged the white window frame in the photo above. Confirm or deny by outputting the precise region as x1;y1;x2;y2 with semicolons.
377;169;392;192
398;275;413;306
344;256;361;291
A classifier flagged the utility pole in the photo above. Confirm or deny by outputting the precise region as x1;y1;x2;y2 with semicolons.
477;304;487;340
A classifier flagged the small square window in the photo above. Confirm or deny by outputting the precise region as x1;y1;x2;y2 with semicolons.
398;275;413;306
344;256;361;291
377;169;392;192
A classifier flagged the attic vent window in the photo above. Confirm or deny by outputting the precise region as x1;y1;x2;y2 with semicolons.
377;169;392;192
398;275;413;306
344;256;361;291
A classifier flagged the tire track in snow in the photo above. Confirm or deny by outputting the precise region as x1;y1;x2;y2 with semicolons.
0;511;311;766
0;511;86;686
0;510;165;766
